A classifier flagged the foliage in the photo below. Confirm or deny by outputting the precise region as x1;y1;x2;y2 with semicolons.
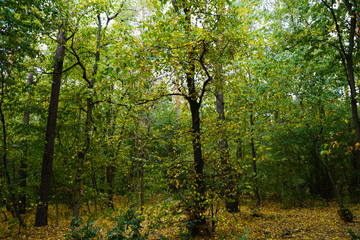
66;216;100;240
349;230;360;240
106;206;148;240
1;0;360;237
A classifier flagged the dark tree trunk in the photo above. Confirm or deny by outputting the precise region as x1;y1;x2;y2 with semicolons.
312;133;353;221
169;1;211;236
250;114;261;206
343;1;360;170
298;97;353;222
347;57;360;169
188;98;207;235
322;0;360;169
215;90;239;213
185;62;208;236
105;89;116;208
106;164;115;208
35;28;66;227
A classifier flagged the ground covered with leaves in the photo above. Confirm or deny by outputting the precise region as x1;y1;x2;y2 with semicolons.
1;200;359;239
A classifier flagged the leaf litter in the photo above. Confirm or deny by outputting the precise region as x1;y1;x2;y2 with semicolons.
1;201;359;239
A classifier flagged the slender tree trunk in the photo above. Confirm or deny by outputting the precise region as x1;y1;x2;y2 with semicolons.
245;67;260;206
322;0;360;169
106;163;115;208
250;114;261;206
104;109;116;209
236;138;243;160
297;98;353;222
19;71;34;214
312;133;353;221
105;83;116;208
0;80;26;227
347;57;360;169
35;28;66;227
215;89;239;212
72;14;102;222
343;0;360;170
72;75;94;224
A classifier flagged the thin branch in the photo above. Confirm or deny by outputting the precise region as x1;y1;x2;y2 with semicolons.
321;0;347;56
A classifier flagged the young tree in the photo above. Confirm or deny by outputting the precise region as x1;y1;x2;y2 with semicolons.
19;71;34;214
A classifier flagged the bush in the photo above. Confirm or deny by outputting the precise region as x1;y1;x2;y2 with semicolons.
66;216;100;240
106;206;148;240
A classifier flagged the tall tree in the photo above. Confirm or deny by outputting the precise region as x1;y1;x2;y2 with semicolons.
0;0;53;228
35;26;67;227
320;0;360;169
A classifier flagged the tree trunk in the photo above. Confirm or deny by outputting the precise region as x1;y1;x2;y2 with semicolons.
215;90;239;212
0;80;27;227
347;57;360;169
186;64;208;236
106;164;115;208
19;71;34;214
35;28;66;227
298;97;353;222
312;133;353;221
322;0;360;169
343;0;360;170
170;1;209;236
188;99;207;235
72;13;102;222
105;83;116;208
250;114;261;206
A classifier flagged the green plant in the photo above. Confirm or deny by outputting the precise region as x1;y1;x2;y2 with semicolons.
176;220;194;240
106;206;148;240
349;230;360;239
66;216;99;240
235;228;250;240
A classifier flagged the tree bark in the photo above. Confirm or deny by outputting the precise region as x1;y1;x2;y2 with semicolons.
347;56;360;169
186;62;208;236
35;28;66;227
188;98;207;235
215;89;239;212
250;114;261;206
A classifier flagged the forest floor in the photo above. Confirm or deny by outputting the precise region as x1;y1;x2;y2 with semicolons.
1;199;359;239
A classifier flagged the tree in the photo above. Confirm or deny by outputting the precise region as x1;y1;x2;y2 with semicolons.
139;0;248;235
0;0;54;227
19;71;34;214
320;0;360;169
35;26;67;227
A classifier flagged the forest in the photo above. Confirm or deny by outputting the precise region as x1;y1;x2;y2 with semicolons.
1;0;360;239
